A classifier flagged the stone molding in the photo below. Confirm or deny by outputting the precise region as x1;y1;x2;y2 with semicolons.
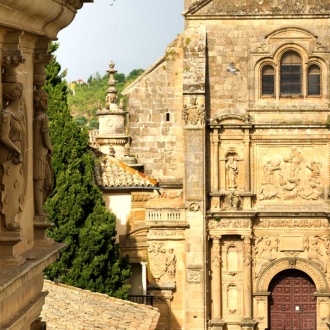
256;257;330;293
0;0;92;39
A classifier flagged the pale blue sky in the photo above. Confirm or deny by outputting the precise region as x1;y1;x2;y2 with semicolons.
55;0;184;82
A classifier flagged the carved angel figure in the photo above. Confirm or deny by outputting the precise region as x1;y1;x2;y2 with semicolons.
255;237;277;277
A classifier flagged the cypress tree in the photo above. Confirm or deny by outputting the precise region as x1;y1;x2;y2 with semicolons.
43;43;130;299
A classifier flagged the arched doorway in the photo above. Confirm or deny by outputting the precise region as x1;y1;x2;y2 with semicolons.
268;269;316;330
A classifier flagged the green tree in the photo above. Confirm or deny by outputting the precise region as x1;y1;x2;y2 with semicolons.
43;43;130;299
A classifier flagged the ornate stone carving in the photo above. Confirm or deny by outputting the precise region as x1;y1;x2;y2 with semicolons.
256;258;329;293
189;202;200;212
147;242;177;284
255;218;330;228
208;219;251;229
187;269;201;282
211;237;221;269
254;236;279;278
183;97;205;126
300;161;324;200
148;229;185;239
0;82;27;231
33;90;53;217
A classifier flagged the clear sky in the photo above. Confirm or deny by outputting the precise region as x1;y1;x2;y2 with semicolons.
55;0;185;82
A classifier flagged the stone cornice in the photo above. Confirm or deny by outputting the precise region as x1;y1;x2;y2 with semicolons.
0;0;93;39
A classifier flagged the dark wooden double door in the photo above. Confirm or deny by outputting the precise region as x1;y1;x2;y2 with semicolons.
269;269;316;330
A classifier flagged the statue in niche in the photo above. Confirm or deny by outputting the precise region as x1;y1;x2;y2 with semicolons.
226;155;239;189
33;90;53;217
301;161;324;200
283;146;304;179
255;237;278;277
0;82;26;230
183;97;205;126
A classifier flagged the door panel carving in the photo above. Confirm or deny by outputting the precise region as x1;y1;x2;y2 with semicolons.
269;269;316;330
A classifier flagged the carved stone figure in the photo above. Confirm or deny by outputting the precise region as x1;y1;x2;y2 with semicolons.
255;237;277;277
279;175;301;200
165;248;177;282
301;161;324;200
0;82;26;230
226;156;239;189
33;90;53;217
283;146;304;179
263;160;281;184
306;236;324;271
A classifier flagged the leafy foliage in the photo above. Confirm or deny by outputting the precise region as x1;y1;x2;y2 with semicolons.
68;68;144;129
43;43;130;299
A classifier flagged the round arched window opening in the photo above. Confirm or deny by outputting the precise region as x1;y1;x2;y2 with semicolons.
261;65;275;96
308;64;321;96
280;51;302;96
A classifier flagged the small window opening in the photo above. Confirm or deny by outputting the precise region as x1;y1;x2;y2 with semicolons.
165;112;170;122
262;65;275;96
308;64;321;96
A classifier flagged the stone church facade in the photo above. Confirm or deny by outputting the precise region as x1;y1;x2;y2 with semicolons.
118;0;330;329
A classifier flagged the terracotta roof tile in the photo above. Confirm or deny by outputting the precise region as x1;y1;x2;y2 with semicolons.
94;156;158;188
41;280;159;329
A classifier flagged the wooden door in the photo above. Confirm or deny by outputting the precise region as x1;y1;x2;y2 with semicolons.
269;269;316;330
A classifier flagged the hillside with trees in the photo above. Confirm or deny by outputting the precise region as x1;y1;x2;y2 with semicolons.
68;69;144;130
43;43;131;299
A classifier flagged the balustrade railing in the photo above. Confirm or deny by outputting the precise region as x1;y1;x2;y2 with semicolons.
146;208;185;222
127;294;153;306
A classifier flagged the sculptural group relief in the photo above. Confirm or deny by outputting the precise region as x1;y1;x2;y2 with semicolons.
257;146;327;203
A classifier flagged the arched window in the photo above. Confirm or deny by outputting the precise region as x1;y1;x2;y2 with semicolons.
262;65;275;96
280;51;302;95
308;64;321;95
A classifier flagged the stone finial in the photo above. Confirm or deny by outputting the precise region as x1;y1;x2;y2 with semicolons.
105;61;119;111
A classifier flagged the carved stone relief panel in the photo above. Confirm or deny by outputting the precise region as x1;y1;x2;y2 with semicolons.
255;145;328;205
147;241;177;286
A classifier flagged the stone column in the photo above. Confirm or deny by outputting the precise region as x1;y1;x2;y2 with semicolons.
211;130;219;192
241;236;256;330
141;262;147;295
210;236;223;327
